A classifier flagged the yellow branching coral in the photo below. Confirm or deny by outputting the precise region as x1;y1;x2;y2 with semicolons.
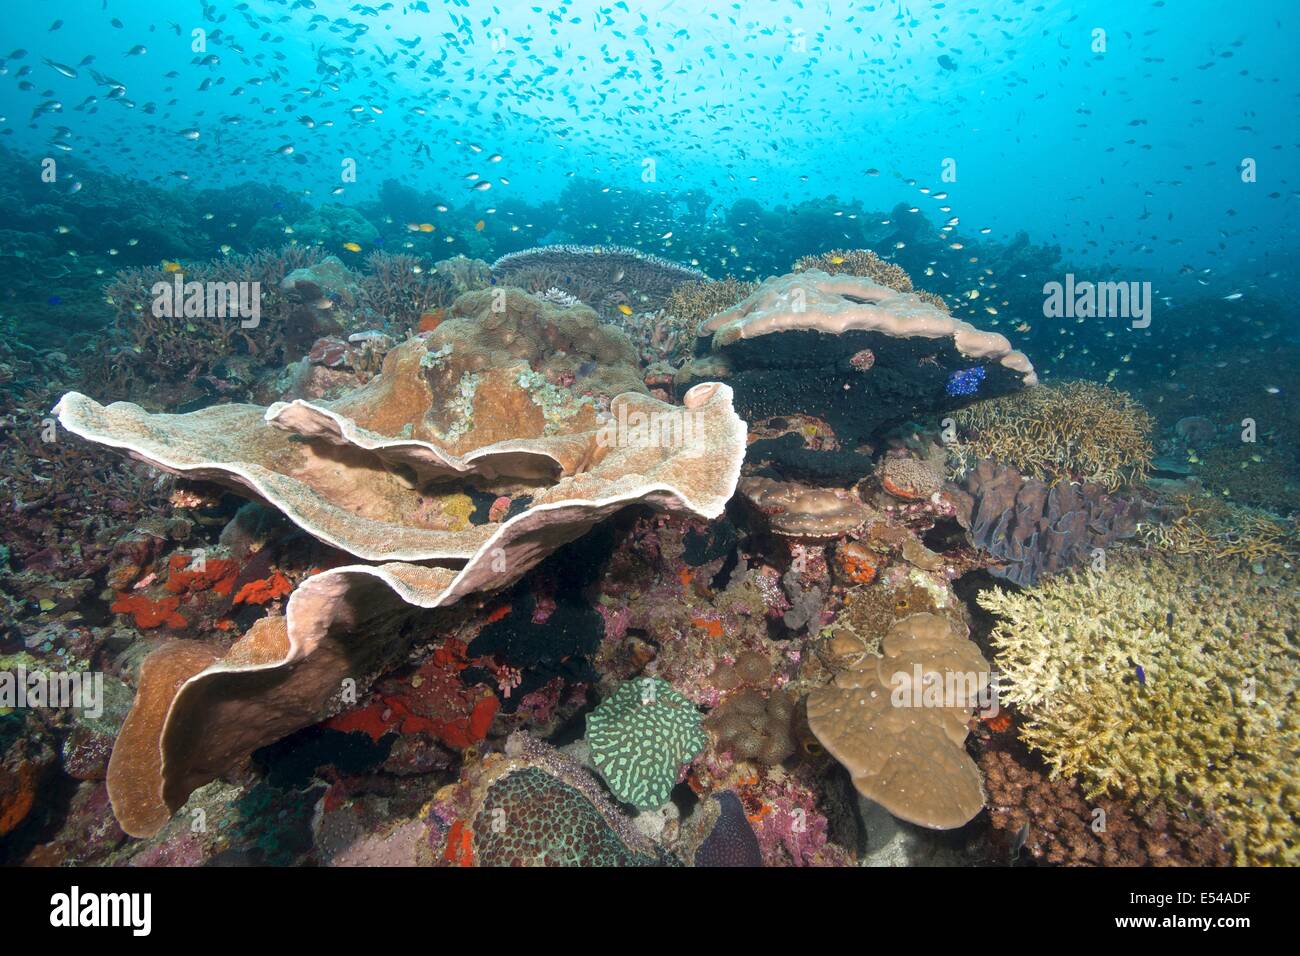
979;552;1299;864
951;380;1153;490
1143;492;1300;564
793;248;912;290
663;277;756;331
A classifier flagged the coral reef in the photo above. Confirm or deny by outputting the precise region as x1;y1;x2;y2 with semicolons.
1141;491;1299;565
585;676;707;810
53;317;745;835
677;270;1036;450
979;743;1230;867
979;552;1299;864
491;245;708;317
950;381;1153;490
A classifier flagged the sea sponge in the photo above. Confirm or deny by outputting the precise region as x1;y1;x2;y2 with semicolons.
585;677;707;810
951;380;1153;490
979;552;1299;865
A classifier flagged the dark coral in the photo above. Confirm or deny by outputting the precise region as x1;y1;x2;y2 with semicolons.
948;459;1144;587
694;791;764;867
979;743;1230;867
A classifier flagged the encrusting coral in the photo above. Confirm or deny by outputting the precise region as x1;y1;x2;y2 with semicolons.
52;291;746;837
585;676;707;810
806;612;990;829
950;380;1153;491
979;552;1299;865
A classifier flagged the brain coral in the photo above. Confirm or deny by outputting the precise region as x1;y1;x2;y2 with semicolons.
951;380;1153;491
472;768;662;867
585;677;707;810
979;552;1299;865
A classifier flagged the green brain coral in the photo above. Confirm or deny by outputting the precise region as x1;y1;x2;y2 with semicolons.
979;552;1299;865
585;677;707;810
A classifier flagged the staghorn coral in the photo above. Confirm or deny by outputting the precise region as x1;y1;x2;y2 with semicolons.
585;676;707;810
54;325;745;837
806;612;990;829
979;552;1300;865
1142;492;1299;565
663;277;757;332
793;248;914;292
950;380;1153;490
358;251;453;330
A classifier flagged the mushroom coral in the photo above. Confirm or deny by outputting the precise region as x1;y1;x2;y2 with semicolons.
53;298;746;837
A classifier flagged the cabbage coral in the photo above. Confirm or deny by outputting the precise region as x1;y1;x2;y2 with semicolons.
951;380;1153;490
979;552;1299;864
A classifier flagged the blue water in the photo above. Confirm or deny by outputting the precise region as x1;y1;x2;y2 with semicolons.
3;0;1295;298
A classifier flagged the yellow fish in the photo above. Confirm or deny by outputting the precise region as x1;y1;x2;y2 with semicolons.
342;242;362;253
829;256;846;265
618;304;633;316
418;223;434;233
162;260;183;273
474;220;485;232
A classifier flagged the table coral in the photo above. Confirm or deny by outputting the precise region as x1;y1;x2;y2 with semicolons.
979;552;1299;865
54;301;745;837
585;676;707;810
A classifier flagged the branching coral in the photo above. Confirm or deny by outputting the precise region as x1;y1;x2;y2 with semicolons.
663;277;756;332
793;249;949;312
359;251;453;331
950;380;1153;490
1142;492;1299;564
979;552;1299;865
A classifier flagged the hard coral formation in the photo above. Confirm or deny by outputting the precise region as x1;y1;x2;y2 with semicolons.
491;244;708;316
806;613;989;829
586;676;707;810
739;476;874;540
435;734;668;866
678;270;1036;450
951;380;1153;490
1142;492;1299;565
53;317;745;836
980;745;1230;867
979;552;1299;865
